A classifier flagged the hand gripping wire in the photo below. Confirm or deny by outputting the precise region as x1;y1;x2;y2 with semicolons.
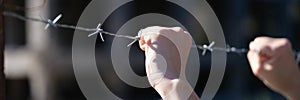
3;11;300;64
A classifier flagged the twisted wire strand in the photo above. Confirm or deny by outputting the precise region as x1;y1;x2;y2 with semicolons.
3;11;300;63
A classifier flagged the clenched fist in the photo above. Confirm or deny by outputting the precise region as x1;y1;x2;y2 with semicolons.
139;26;199;100
248;37;300;100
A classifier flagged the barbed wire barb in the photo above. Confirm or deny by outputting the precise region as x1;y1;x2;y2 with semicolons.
2;11;300;63
127;30;143;47
3;11;300;64
44;14;62;30
0;11;260;54
88;23;105;42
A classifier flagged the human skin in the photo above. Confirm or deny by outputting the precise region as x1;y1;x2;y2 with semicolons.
248;37;300;100
139;26;199;100
139;26;300;100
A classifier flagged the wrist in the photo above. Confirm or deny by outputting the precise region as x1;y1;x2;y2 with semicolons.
154;78;180;97
154;79;199;100
284;75;300;100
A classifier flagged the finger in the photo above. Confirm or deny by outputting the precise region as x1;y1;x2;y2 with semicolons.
249;41;254;50
253;37;271;43
249;41;273;60
248;50;273;80
248;50;262;75
139;35;152;51
250;37;271;50
142;26;163;36
139;36;146;51
248;49;276;77
171;27;184;33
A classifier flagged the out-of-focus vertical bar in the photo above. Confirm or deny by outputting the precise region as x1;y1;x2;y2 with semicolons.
26;0;49;99
0;0;5;99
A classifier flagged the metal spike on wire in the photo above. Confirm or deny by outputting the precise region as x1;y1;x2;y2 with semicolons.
88;23;104;42
44;14;62;30
3;11;300;63
3;11;140;45
0;11;285;54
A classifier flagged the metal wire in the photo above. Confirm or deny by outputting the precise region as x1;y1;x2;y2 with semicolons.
3;11;300;63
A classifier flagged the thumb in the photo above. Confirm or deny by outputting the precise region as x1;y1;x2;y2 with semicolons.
248;49;275;77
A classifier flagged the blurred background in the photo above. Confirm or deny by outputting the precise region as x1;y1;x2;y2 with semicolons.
2;0;300;100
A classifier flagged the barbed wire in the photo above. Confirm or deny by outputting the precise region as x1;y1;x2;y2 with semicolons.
4;11;142;47
3;11;300;63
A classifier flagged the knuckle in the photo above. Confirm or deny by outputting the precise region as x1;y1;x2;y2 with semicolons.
280;38;291;47
172;27;184;32
274;38;291;51
253;37;265;42
254;36;273;43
